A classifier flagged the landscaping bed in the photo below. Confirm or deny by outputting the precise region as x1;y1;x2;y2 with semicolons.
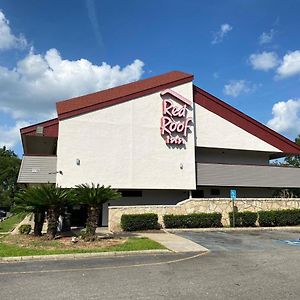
0;235;165;257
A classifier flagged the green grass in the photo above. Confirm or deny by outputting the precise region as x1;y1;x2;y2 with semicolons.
0;213;27;233
0;237;165;257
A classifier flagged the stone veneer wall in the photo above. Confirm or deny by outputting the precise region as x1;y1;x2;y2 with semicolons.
108;198;300;232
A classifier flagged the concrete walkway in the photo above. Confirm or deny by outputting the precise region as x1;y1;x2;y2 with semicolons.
11;213;33;235
138;231;208;253
95;228;209;253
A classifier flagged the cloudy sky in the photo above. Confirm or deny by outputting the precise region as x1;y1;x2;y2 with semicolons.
1;0;300;156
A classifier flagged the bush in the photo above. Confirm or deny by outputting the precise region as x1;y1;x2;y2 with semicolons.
258;209;300;227
229;211;257;227
121;213;159;231
18;224;32;235
258;211;276;227
163;213;222;228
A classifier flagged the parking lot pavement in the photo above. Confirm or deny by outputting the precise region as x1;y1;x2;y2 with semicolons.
0;230;299;300
175;230;300;252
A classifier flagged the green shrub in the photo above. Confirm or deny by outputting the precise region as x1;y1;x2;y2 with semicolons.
18;224;32;235
258;209;300;227
258;211;276;227
229;211;257;227
121;213;159;231
163;213;222;228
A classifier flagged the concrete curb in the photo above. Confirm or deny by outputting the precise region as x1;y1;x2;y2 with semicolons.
166;226;300;233
0;249;172;262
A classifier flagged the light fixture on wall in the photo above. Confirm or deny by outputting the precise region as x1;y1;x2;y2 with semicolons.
180;163;183;169
76;158;80;166
48;170;63;175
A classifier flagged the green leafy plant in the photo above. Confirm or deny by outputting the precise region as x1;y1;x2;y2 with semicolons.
163;213;222;228
229;211;257;227
258;209;300;227
73;183;120;240
0;146;21;211
15;184;70;239
18;224;32;235
121;213;159;231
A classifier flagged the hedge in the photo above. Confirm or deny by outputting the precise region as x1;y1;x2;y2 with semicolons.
229;211;257;227
163;213;222;228
18;224;32;235
258;209;300;227
121;213;159;231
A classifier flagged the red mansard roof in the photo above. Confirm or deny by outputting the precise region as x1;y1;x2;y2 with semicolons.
56;71;194;120
19;71;300;156
193;85;300;155
20;118;58;137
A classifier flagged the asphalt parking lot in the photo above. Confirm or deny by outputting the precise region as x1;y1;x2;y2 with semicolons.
0;230;299;300
175;229;300;252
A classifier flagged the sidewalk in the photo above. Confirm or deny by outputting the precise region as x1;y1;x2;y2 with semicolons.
94;227;208;253
138;231;208;253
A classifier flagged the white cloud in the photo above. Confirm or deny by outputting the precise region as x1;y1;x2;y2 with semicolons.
276;50;300;78
0;48;145;119
0;10;145;152
267;99;300;137
249;51;280;71
211;23;233;44
0;10;27;50
259;29;275;45
223;80;253;97
0;120;29;149
85;0;104;49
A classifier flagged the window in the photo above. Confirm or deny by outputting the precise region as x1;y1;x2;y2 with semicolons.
211;189;220;196
120;190;142;197
191;190;204;198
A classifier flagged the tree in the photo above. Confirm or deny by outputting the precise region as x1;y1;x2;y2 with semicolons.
16;184;70;239
0;146;21;210
285;135;300;167
15;188;46;236
74;183;120;241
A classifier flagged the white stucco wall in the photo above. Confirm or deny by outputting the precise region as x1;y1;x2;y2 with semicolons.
56;82;196;190
194;105;282;153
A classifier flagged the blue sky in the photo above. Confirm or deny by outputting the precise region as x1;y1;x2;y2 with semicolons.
1;0;300;156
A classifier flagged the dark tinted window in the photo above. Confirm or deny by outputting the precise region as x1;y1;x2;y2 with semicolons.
211;189;220;196
191;190;204;198
120;190;142;197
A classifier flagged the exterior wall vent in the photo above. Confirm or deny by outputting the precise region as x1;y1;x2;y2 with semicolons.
36;126;44;136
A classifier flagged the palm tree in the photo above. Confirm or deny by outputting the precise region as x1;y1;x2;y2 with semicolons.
74;183;120;241
16;184;70;239
15;187;46;236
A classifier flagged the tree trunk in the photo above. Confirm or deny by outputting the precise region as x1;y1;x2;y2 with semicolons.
85;205;100;241
33;209;45;236
46;206;60;239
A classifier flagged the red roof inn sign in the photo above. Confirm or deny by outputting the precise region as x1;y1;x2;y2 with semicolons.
160;89;193;145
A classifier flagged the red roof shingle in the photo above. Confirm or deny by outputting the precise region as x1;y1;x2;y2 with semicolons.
56;71;193;120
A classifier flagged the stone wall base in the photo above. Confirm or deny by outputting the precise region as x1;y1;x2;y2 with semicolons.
108;198;300;232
